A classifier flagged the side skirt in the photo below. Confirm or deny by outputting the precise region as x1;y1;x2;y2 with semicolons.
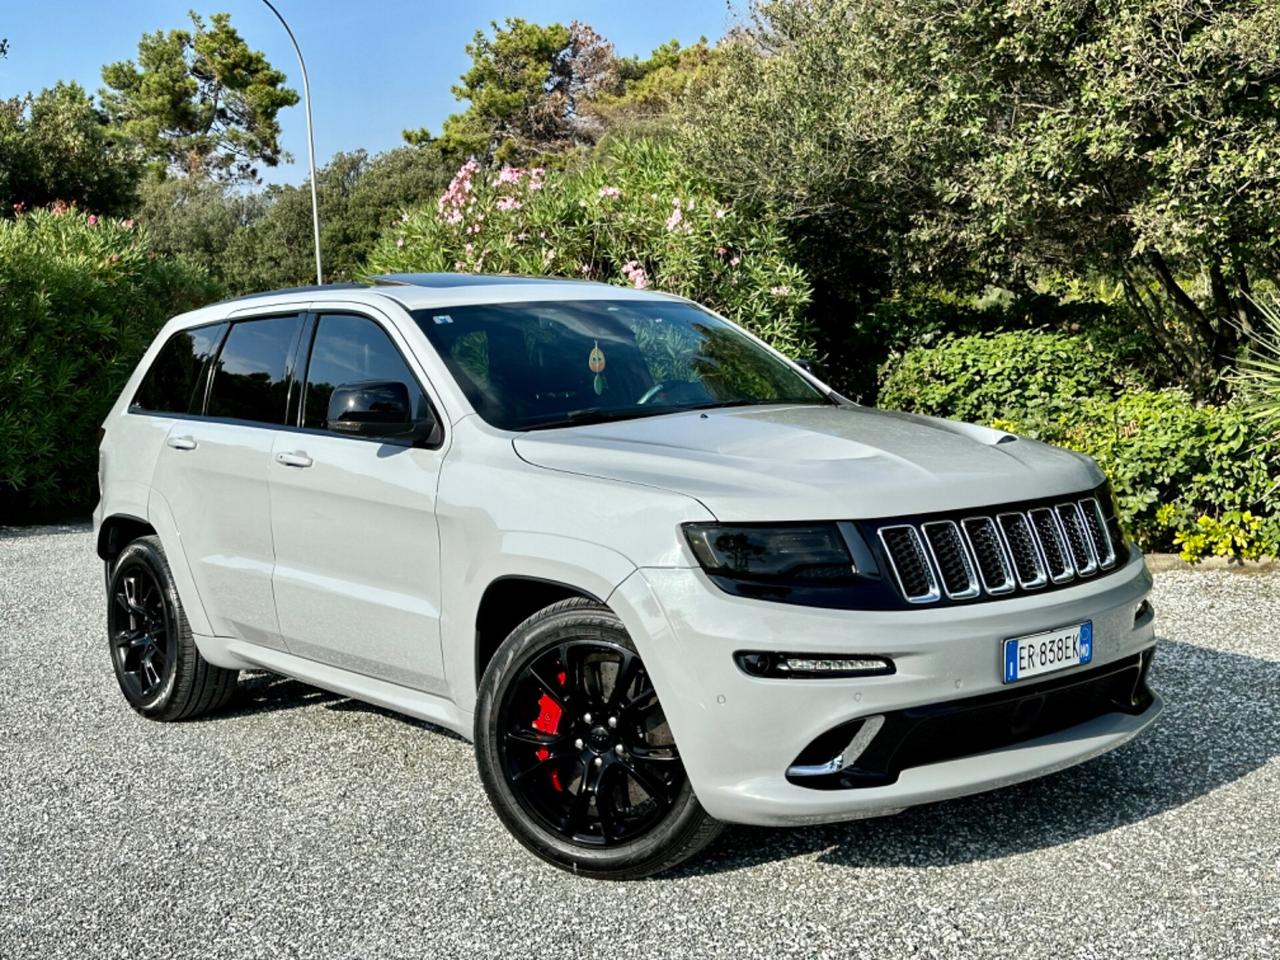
196;633;474;741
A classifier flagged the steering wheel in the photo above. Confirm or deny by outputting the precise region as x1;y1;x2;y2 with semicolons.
637;380;702;405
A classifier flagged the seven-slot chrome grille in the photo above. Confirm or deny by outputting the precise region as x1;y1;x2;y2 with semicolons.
876;495;1122;605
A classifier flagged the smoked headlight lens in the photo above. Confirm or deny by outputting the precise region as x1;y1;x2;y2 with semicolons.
682;522;856;583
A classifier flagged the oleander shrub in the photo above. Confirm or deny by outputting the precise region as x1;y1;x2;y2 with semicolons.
0;208;218;520
366;138;817;358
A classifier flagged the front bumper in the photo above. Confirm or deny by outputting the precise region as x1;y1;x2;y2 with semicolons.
608;551;1159;826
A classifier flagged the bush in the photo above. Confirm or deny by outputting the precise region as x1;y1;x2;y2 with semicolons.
0;208;218;520
879;333;1278;559
878;331;1140;425
366;138;816;358
1045;391;1278;560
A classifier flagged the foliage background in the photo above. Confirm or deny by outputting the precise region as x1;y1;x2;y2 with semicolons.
1;3;1277;558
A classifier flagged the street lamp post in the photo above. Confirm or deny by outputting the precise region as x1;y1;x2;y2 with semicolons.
260;0;322;286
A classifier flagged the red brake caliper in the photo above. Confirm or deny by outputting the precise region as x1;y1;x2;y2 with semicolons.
531;692;564;791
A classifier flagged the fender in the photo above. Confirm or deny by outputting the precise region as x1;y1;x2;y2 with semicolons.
146;487;215;638
440;532;637;713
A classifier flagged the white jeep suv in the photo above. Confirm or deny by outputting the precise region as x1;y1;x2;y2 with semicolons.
95;273;1160;878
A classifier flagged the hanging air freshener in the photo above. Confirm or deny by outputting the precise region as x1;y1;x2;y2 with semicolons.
588;341;607;395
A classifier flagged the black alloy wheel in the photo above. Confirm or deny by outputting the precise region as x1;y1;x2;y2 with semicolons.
498;638;684;846
475;597;722;879
109;558;175;703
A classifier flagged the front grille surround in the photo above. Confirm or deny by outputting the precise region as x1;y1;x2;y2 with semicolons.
872;487;1127;606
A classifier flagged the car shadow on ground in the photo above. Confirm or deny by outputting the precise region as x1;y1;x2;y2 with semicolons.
221;671;468;742
670;637;1280;877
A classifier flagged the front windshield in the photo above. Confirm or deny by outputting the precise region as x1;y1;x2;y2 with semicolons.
412;299;830;431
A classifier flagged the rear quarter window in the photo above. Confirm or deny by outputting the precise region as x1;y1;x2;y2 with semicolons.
131;322;227;414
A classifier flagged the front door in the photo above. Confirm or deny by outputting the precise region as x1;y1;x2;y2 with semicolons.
268;312;447;693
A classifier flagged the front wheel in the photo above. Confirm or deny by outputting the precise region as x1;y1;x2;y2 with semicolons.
475;597;722;879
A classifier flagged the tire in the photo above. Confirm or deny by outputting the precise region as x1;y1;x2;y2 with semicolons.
106;536;238;721
475;597;722;879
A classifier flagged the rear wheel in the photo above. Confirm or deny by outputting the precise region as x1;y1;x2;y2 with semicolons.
475;597;721;879
107;536;238;721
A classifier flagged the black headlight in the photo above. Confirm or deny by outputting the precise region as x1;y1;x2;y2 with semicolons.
682;523;858;583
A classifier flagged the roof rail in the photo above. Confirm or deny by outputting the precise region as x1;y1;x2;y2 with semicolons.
228;282;368;302
370;272;606;289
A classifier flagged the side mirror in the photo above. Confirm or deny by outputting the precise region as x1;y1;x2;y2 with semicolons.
794;358;815;373
327;380;437;444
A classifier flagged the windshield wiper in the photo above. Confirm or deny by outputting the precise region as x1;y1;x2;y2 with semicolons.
523;408;671;431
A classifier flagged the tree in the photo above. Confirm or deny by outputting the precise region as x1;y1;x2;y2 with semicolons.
100;11;298;183
0;82;141;215
681;0;1280;396
404;19;618;165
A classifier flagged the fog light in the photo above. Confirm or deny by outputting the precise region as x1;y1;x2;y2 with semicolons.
734;652;894;679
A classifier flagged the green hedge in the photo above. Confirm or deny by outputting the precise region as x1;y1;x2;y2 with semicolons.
0;209;218;520
880;333;1278;560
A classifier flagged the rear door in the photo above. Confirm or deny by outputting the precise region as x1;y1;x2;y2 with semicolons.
150;312;305;647
268;310;448;692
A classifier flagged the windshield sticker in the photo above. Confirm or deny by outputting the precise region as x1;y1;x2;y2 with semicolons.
433;314;453;324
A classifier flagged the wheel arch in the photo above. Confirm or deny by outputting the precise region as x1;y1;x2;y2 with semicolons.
473;575;604;691
96;513;156;565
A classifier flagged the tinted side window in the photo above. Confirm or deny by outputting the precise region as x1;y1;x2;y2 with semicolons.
206;315;302;425
132;323;226;414
303;314;429;429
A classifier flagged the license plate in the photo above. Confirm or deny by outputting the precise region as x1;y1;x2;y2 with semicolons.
1002;621;1092;683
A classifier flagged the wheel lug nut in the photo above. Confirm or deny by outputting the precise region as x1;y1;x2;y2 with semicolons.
574;738;584;750
607;716;617;729
583;712;593;723
614;744;624;756
593;757;603;768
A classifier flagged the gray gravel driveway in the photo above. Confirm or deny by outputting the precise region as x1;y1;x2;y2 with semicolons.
1;525;1277;959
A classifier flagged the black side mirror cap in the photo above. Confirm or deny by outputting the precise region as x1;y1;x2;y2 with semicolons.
327;380;437;444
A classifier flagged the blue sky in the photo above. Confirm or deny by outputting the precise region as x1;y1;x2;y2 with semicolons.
0;1;738;185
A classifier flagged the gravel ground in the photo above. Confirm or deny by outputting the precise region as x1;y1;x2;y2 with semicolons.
1;525;1277;960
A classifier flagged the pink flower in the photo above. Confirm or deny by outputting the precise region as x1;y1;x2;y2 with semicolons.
622;260;649;289
715;208;728;219
716;246;727;257
87;214;98;226
665;207;684;231
496;165;523;185
108;254;120;264
597;186;621;199
496;196;522;211
543;247;555;264
730;256;741;267
396;237;405;248
122;218;135;230
770;285;792;296
12;202;24;214
580;263;591;274
467;222;482;234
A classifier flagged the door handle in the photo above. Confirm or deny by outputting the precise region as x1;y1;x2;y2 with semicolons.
275;451;314;468
166;436;197;451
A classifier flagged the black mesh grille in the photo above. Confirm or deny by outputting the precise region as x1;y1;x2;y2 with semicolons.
1056;504;1097;575
922;522;977;597
962;517;1014;593
1029;508;1072;581
879;526;936;600
1081;498;1116;568
998;513;1046;587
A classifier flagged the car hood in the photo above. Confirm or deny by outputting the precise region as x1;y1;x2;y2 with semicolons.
512;404;1102;521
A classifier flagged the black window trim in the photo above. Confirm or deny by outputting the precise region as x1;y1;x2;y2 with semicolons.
126;306;447;451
